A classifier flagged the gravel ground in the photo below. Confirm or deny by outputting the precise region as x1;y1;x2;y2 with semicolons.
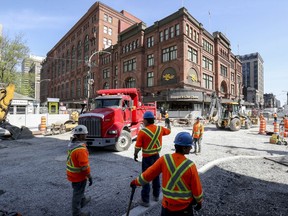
143;156;288;216
0;121;288;216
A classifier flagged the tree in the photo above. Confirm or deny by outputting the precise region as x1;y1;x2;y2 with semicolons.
0;33;30;84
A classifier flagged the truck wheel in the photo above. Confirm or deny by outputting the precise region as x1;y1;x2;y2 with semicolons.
114;130;132;152
230;118;241;131
245;120;252;129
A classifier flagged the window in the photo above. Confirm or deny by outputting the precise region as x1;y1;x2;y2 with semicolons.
76;79;81;97
220;65;228;77
162;46;177;62
77;41;82;66
123;58;136;72
84;35;89;63
103;69;110;79
189;27;193;38
71;46;75;70
175;24;180;36
114;66;118;76
203;74;213;90
114;80;118;88
66;50;70;72
170;26;174;38
202;39;213;54
159;31;164;42
104;14;108;22
108;28;112;35
103;82;109;89
147;36;154;48
193;30;199;43
104;26;108;34
126;77;136;88
231;72;235;82
164;29;169;40
147;54;154;67
202;56;213;71
188;47;198;63
147;72;154;87
231;84;235;95
186;25;189;35
108;16;113;23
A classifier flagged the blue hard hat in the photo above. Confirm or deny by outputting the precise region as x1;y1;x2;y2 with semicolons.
174;132;193;146
143;111;155;119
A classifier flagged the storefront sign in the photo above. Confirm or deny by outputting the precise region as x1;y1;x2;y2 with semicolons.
170;95;199;99
11;100;28;105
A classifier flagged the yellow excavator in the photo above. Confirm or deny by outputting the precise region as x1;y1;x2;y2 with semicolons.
207;92;253;131
0;83;33;139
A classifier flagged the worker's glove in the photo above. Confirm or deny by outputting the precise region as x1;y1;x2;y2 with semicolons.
134;154;138;162
130;179;137;188
194;203;202;211
88;177;93;186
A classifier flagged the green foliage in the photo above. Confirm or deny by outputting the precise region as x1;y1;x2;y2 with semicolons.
0;33;30;83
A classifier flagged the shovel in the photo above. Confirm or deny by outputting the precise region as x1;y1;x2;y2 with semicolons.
126;186;136;216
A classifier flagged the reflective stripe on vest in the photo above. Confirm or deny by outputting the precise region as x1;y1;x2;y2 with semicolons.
162;154;193;200
138;173;148;185
66;145;87;173
193;123;203;137
141;126;161;154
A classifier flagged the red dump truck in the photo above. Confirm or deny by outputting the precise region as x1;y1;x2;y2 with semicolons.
78;88;156;151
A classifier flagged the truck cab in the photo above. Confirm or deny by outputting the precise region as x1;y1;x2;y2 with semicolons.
78;88;156;151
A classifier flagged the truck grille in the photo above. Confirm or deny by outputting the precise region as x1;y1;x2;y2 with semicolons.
79;117;101;137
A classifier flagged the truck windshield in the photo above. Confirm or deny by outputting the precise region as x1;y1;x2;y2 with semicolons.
94;99;121;108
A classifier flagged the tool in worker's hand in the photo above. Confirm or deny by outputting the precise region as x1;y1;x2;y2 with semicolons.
126;185;136;216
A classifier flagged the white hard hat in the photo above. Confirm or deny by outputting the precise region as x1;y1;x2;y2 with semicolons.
73;125;88;135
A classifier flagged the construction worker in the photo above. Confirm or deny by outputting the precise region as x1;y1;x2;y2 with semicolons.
274;112;278;123
192;117;204;154
134;111;171;207
131;132;203;215
67;125;92;216
165;110;171;129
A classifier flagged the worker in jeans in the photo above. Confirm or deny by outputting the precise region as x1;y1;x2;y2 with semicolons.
67;125;93;216
134;111;171;207
131;132;203;215
192;117;204;154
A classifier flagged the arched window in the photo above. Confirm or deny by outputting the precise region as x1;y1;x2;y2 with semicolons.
125;77;136;88
103;82;109;89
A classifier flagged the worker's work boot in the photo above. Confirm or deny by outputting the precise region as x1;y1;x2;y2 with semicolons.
138;199;150;207
81;196;91;208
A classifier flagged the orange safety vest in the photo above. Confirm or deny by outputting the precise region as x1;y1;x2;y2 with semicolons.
136;153;203;211
135;124;171;157
66;144;90;182
192;122;204;139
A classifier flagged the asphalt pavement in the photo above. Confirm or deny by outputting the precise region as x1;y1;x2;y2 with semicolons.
0;121;287;216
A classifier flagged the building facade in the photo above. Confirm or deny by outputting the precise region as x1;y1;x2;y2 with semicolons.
41;2;242;114
21;55;45;102
238;52;264;108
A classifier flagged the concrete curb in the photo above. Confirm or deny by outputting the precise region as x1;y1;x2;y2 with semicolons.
122;154;282;216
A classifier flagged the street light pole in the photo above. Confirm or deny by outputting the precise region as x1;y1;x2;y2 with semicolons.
86;50;111;111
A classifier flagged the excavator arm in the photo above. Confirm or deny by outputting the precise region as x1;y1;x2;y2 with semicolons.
0;83;15;123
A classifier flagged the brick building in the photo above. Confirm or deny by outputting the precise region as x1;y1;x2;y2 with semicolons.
41;2;242;113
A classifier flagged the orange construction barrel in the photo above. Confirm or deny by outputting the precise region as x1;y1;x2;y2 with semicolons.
284;118;288;132
258;118;266;135
273;122;279;134
40;116;47;132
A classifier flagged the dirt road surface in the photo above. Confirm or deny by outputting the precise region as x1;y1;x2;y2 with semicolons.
0;123;287;216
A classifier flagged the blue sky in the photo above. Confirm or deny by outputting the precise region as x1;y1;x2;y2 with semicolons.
1;0;287;105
